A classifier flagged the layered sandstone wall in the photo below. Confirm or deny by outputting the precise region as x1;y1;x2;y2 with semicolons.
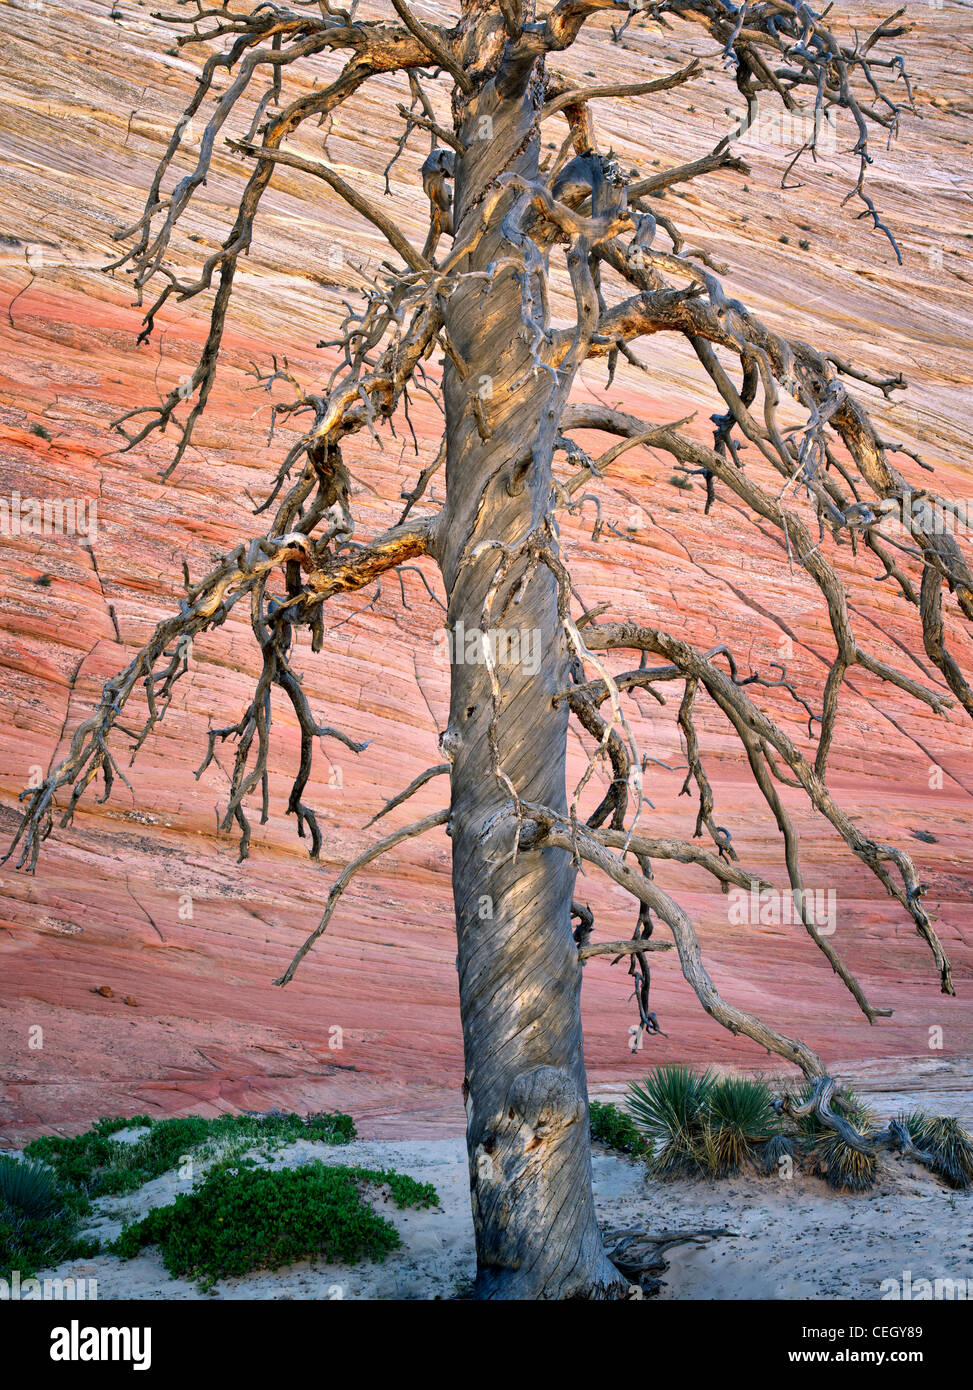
1;0;971;1140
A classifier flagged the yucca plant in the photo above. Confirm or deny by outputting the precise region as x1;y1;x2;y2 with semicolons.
759;1132;797;1177
0;1155;62;1219
894;1108;930;1143
704;1077;776;1177
799;1086;878;1193
626;1066;715;1179
900;1113;973;1191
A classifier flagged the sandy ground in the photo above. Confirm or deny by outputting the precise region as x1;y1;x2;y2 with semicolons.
33;1111;973;1301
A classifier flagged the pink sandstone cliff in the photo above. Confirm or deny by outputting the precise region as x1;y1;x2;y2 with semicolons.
1;0;971;1140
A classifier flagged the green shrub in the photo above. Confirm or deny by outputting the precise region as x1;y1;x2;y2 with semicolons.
25;1110;355;1197
5;1109;354;1281
111;1160;437;1290
25;1117;144;1194
589;1101;648;1157
627;1065;716;1178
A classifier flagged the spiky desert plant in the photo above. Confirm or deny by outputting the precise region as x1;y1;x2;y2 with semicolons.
894;1108;931;1143
626;1066;715;1179
908;1115;973;1190
704;1076;776;1177
799;1087;879;1193
0;1155;61;1219
759;1132;797;1178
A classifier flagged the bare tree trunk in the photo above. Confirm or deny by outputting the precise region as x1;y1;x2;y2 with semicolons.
433;28;626;1300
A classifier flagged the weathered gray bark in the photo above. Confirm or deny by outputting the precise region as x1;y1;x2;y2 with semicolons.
432;10;625;1300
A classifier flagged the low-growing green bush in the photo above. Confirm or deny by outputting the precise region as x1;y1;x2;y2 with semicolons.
5;1109;355;1281
24;1117;145;1194
589;1101;648;1157
25;1110;355;1197
111;1160;438;1290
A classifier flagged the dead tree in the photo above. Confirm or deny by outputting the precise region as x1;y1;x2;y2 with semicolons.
6;0;972;1299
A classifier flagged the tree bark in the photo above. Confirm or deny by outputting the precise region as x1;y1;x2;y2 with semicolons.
432;8;626;1300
